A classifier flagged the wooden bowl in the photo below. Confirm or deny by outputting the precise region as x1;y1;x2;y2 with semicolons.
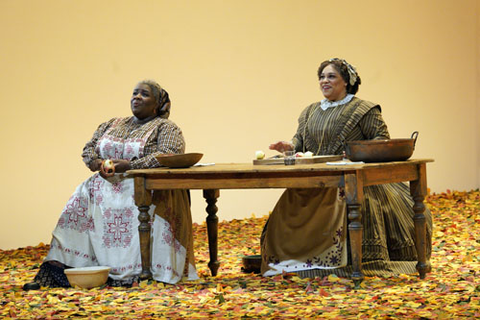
64;266;111;289
155;153;203;168
345;132;418;163
241;255;262;274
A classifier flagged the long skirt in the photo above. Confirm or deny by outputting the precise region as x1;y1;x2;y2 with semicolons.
261;182;432;278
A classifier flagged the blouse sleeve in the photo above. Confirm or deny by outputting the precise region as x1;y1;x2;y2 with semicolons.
291;104;314;152
81;118;116;168
358;106;390;140
129;121;186;169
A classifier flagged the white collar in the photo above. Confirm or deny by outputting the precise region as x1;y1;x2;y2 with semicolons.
320;94;355;110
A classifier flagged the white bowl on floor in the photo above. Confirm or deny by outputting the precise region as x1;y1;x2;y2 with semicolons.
64;266;111;289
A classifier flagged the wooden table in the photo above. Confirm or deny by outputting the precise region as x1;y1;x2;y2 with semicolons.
127;159;433;286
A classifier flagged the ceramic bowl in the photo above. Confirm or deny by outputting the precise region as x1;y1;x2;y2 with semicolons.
155;153;203;168
64;266;111;289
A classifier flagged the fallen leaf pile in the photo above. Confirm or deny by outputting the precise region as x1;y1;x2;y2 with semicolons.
1;190;479;318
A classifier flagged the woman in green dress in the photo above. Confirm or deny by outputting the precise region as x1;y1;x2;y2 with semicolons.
261;58;432;278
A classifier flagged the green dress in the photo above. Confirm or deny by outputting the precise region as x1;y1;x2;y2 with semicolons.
261;96;433;277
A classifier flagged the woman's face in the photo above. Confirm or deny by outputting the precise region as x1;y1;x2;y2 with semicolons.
131;83;158;120
319;64;347;101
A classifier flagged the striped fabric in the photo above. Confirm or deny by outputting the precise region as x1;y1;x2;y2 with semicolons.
261;97;433;278
82;116;185;169
292;97;389;155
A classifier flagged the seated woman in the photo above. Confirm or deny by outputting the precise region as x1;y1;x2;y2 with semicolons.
262;58;433;278
24;80;198;290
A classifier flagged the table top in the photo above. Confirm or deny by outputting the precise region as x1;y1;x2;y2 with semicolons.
127;159;434;176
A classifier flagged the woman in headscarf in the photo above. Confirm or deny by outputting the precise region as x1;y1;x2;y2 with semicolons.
262;59;433;278
24;80;198;289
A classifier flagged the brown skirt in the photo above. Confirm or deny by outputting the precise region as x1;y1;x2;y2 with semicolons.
261;182;432;277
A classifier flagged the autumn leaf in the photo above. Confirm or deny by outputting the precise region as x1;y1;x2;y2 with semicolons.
0;190;479;318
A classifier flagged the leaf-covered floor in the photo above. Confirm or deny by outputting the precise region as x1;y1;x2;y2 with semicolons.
1;190;479;318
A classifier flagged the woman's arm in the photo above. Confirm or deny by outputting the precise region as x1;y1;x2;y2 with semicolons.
81;118;116;171
291;103;317;152
129;121;186;169
358;106;390;140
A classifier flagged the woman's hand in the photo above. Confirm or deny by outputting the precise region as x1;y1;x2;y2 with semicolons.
112;159;131;173
97;159;131;178
88;159;103;172
269;141;295;153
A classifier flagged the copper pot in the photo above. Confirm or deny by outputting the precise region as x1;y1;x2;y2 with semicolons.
345;131;418;163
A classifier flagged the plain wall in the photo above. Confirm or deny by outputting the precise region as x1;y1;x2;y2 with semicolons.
477;0;480;191
1;0;478;249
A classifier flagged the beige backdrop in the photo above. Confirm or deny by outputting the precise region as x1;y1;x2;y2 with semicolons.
1;0;479;249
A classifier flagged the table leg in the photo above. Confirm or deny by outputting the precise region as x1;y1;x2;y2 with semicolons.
345;173;364;288
203;189;220;276
410;163;429;279
134;176;153;280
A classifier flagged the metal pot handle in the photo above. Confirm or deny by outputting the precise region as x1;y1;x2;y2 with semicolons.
411;131;419;149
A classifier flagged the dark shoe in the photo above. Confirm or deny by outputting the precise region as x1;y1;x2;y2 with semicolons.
23;282;40;291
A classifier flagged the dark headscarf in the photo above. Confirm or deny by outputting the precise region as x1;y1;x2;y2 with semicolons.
139;80;171;119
